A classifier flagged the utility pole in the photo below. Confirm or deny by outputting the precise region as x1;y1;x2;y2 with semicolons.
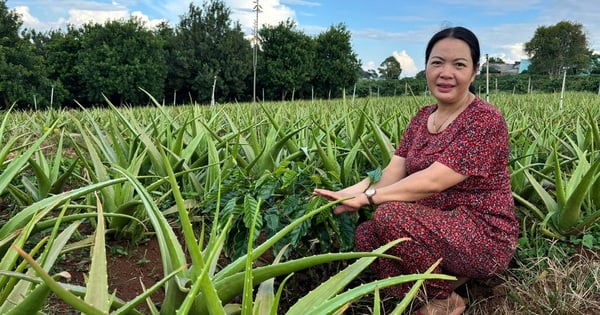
252;0;262;103
485;54;489;102
559;66;568;110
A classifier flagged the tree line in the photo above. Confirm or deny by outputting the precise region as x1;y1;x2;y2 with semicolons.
353;74;600;99
1;0;598;109
358;20;600;98
0;0;360;109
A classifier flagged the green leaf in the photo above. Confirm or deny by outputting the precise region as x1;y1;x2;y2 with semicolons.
286;238;406;315
367;167;383;184
4;282;51;315
84;194;109;312
11;246;105;315
0;120;58;196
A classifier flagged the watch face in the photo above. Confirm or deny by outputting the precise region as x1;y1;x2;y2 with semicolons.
365;188;376;197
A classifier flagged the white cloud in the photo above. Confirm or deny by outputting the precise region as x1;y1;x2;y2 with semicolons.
13;6;44;29
14;5;69;31
131;11;167;28
363;61;377;71
67;8;128;25
393;50;418;78
505;43;529;63
227;0;296;33
13;6;36;23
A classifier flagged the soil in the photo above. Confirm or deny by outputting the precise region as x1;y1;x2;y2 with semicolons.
43;232;508;315
46;236;165;314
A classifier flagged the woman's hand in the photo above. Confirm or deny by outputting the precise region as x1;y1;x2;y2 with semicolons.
312;188;367;214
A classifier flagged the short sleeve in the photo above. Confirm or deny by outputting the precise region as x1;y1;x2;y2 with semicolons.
395;107;430;157
436;109;509;177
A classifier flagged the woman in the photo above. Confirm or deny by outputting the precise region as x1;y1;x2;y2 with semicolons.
313;26;518;315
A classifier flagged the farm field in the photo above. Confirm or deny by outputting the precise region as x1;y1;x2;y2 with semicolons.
0;92;599;314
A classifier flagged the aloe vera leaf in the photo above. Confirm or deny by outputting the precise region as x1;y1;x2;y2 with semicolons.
286;238;406;315
84;194;109;312
12;246;105;315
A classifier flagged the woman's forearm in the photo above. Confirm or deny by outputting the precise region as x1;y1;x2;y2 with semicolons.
338;177;371;195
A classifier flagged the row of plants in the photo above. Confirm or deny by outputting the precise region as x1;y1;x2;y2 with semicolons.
0;91;598;313
356;74;600;98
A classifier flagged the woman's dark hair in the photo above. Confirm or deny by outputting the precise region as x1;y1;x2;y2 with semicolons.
425;26;480;93
425;26;480;69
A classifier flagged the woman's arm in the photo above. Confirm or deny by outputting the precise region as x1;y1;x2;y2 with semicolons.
313;155;407;213
336;155;408;195
314;160;468;213
371;161;468;204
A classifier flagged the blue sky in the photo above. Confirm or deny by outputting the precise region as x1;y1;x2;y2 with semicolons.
8;0;600;77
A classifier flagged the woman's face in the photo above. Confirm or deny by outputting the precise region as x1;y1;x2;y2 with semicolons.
426;37;478;106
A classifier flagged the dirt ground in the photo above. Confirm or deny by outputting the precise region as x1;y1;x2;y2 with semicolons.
44;234;509;314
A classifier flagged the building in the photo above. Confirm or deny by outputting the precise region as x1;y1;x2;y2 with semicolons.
486;59;531;75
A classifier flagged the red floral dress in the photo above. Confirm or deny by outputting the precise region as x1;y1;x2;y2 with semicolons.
354;96;519;299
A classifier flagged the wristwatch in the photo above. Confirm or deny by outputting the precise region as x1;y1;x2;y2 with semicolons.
364;188;376;206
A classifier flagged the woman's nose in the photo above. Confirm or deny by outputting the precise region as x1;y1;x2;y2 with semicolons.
439;65;453;78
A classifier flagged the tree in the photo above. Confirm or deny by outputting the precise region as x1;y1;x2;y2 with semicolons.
479;62;501;75
258;19;315;100
488;56;505;64
76;17;167;106
524;21;592;78
358;68;378;80
29;26;82;107
378;56;402;80
170;1;252;104
0;0;54;108
313;24;361;98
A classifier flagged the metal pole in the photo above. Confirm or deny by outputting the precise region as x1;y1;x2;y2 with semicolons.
252;0;261;103
211;75;217;107
485;54;489;102
50;85;54;108
559;67;567;110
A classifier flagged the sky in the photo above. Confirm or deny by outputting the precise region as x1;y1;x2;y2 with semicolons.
7;0;600;78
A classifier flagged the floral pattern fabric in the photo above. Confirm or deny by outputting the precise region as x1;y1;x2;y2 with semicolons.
355;97;519;299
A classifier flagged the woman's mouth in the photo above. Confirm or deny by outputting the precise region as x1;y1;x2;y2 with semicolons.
437;83;454;92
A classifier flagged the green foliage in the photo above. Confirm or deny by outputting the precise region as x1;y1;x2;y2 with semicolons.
313;24;361;99
0;1;54;109
77;17;167;105
378;56;402;80
367;167;383;184
170;0;252;104
508;94;600;241
258;19;315;100
28;27;81;107
488;56;506;64
0;92;599;313
524;20;592;78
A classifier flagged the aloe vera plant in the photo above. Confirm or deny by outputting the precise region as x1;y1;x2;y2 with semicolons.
3;150;451;314
1;92;598;314
514;137;600;237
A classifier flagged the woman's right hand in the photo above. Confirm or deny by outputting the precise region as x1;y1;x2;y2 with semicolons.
312;188;362;214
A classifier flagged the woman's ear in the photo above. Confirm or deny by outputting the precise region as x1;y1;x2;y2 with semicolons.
472;63;480;81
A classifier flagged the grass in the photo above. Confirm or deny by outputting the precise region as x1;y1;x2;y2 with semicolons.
468;250;600;314
350;247;600;314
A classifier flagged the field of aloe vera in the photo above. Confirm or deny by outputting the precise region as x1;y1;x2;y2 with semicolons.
0;91;599;314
